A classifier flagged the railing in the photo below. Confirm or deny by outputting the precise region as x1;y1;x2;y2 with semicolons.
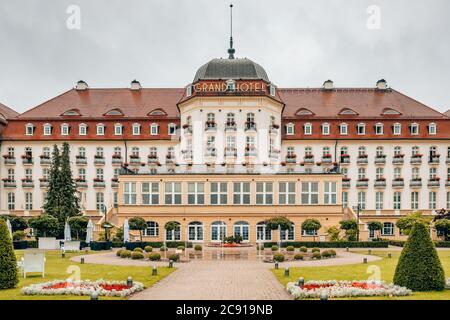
3;156;16;165
374;155;386;165
340;155;350;164
40;156;51;165
39;179;49;188
224;147;237;157
225;123;236;132
112;156;123;165
392;155;404;164
285;155;297;164
356;179;369;187
409;178;422;188
374;179;386;188
129;156;141;164
428;155;440;164
76;156;87;165
94;156;105;165
245;122;257;131
3;179;16;188
342;179;351;188
21;179;35;188
392;179;404;188
303;155;314;164
22;156;34;165
76;179;88;188
93;179;106;188
410;155;422;164
357;156;368;165
427;179;440;188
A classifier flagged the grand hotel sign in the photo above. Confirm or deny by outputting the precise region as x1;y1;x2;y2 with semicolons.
193;80;267;93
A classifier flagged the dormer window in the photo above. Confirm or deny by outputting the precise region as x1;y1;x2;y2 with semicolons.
114;123;123;136
286;123;295;135
25;123;35;136
105;108;124;116
269;84;276;97
61;123;69;136
410;123;419;135
61;109;81;116
226;79;236;91
150;123;159;135
304;123;312;135
96;123;105;136
43;123;52;136
339;108;358;116
186;85;193;97
79;123;87;136
321;123;330;135
339;123;348;135
356;123;366;135
375;123;384;135
393;123;401;135
428;123;437;135
132;123;141;135
168;123;177;135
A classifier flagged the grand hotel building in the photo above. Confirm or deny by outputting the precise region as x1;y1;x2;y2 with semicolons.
0;49;449;243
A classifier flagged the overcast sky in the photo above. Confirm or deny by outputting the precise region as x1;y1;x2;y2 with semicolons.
0;0;449;113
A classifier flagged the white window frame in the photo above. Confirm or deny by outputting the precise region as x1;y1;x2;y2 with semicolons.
79;123;87;136
393;123;401;135
375;123;384;135
410;123;419;135
25;123;34;136
124;182;137;205
393;192;401;210
168;123;177;135
375;191;384;210
61;123;69;136
381;222;394;236
165;182;182;205
210;182;227;205
324;181;337;205
143;221;159;237
428;123;437;135
256;182;274;205
322;123;330;135
304;123;312;135
357;123;366;135
187;182;205;205
233;182;251;205
114;123;123;136
43;123;52;136
132;123;141;135
429;191;437;210
301;182;319;204
278;182;296;205
286;123;295;135
142;182;159;205
150;123;159;135
411;191;419;210
358;191;366;210
96;123;105;136
339;123;348;135
25;192;33;210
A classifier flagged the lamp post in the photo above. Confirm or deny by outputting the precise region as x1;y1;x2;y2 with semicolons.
352;205;361;242
102;204;108;242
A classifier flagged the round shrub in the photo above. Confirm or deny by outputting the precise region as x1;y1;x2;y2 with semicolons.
144;246;153;253
311;247;320;253
294;254;304;260
328;249;337;257
194;245;202;251
0;219;18;289
286;246;295;252
160;246;167;251
177;246;185;251
120;250;131;258
133;247;143;253
273;253;285;262
148;252;161;261
321;250;331;258
168;253;180;262
131;252;144;260
271;245;279;252
312;252;322;259
394;222;446;291
12;230;26;241
299;246;307;253
116;249;123;257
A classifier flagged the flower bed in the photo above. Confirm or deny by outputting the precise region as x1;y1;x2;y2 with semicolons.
22;280;144;297
287;280;411;299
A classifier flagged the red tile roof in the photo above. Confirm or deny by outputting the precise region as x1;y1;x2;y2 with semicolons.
0;103;19;119
17;88;184;119
279;88;447;119
444;109;450;117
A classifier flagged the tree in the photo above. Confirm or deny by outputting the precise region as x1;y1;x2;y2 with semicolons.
301;219;321;242
325;226;341;241
129;217;147;242
434;219;450;241
43;145;61;218
0;216;28;232
112;227;124;242
263;217;293;230
339;219;358;241
0;219;19;289
67;216;89;240
29;215;59;237
393;222;445;291
366;221;383;239
396;212;431;236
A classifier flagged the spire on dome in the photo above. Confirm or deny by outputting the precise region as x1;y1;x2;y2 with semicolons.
227;3;235;59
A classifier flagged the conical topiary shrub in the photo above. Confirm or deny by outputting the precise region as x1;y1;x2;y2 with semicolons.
393;222;445;291
0;219;19;289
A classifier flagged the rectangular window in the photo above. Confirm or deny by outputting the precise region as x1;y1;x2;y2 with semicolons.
286;125;294;135
375;192;384;210
150;124;159;135
165;182;181;205
447;192;450;209
7;192;15;210
340;124;348;135
322;124;330;135
61;125;69;135
393;192;401;210
132;124;140;135
279;182;296;205
187;182;205;205
25;192;33;210
79;125;87;135
256;182;273;205
43;125;52;136
168;124;177;135
96;192;104;211
143;221;159;237
124;182;137;205
210;182;227;205
342;192;348;208
97;124;105;135
324;182;337;204
358;191;366;210
411;192;419;210
429;192;437;210
142;182;159;205
301;182;319;204
233;182;251;205
113;192;118;207
114;124;122;135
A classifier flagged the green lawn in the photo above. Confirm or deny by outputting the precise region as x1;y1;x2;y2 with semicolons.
0;250;175;300
273;250;450;300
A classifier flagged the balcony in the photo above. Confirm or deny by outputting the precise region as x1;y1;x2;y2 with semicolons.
357;155;368;165
374;179;386;188
224;147;237;158
166;155;176;165
22;156;34;165
269;149;280;160
111;178;119;188
3;155;16;165
21;179;34;188
392;178;405;188
374;155;386;165
3;179;16;188
93;179;106;188
447;157;450;164
94;156;105;165
410;154;422;164
225;122;237;132
339;155;350;165
147;155;159;165
39;178;49;188
269;125;279;135
112;155;123;165
303;155;314;165
244;147;257;157
285;154;297;164
182;150;193;161
356;179;369;188
76;156;87;165
428;155;440;165
409;178;422;188
129;156;141;165
342;178;351;188
392;154;404;165
446;179;450;187
321;154;333;164
182;124;193;135
75;179;88;188
427;178;440;188
205;122;217;132
245;122;257;132
40;155;51;165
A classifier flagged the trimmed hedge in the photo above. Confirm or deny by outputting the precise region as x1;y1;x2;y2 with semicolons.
387;240;450;248
124;241;192;250
0;219;19;289
89;242;112;251
12;241;38;250
262;241;388;248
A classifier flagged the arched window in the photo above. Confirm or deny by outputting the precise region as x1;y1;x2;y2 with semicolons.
113;147;122;157
150;123;159;135
394;146;402;155
376;146;384;156
339;123;348;135
143;221;159;237
304;123;312;135
79;123;87;136
286;123;295;135
321;123;330;135
211;221;227;242
356;123;366;135
233;221;249;241
358;146;366;156
188;221;204;241
165;221;181;241
256;221;272;241
382;222;394;236
61;123;69;135
393;123;401;135
410;123;419;135
43;123;52;136
428;123;437;135
280;224;295;241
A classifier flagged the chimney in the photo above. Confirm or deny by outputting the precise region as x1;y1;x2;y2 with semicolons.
75;80;88;91
376;79;388;90
323;80;334;90
130;79;141;91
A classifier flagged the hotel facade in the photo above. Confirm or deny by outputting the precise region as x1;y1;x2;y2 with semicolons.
1;48;449;243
